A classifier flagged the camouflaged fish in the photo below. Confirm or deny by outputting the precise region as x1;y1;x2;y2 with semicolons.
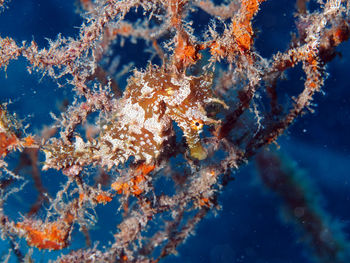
43;66;226;171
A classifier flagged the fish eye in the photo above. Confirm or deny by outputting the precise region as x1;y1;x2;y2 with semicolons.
191;119;203;130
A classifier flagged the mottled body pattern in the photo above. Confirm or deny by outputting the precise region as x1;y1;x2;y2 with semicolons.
43;66;222;170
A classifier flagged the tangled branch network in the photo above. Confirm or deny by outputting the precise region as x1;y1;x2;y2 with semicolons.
0;0;350;262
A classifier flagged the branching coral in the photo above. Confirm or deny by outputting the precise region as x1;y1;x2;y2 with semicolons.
0;0;350;262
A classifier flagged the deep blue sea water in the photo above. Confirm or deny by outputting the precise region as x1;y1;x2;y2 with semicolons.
0;0;350;262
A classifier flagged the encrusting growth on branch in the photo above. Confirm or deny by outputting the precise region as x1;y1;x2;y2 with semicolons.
0;0;350;262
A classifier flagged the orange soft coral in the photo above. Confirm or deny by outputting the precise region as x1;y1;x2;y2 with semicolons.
17;220;70;250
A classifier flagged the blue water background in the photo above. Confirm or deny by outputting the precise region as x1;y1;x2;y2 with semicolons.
0;0;350;262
